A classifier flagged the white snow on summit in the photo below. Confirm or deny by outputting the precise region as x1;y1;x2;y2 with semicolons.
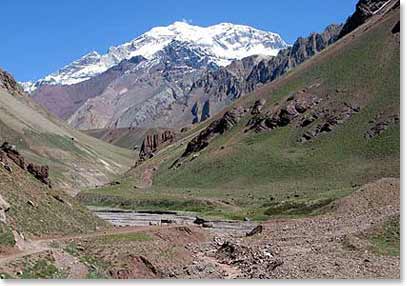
25;21;289;91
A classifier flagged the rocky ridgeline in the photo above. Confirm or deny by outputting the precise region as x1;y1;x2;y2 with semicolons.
188;24;343;108
0;68;24;96
338;0;391;39
0;142;51;187
138;130;176;162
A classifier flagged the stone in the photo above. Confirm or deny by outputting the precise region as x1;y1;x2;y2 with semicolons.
193;217;208;225
246;225;263;237
27;163;51;187
27;200;36;207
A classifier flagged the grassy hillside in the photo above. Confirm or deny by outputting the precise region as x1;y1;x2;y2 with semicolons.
78;6;399;220
0;158;108;249
0;88;135;194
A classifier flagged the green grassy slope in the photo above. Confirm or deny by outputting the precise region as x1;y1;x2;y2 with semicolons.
0;158;108;246
0;88;135;193
79;7;399;220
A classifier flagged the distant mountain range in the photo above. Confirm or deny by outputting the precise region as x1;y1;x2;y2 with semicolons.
23;22;288;90
24;20;342;130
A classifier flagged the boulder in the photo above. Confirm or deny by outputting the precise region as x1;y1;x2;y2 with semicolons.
193;216;208;225
246;225;263;237
27;163;51;187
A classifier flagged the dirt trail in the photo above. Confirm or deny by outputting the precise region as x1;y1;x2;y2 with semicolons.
0;226;163;266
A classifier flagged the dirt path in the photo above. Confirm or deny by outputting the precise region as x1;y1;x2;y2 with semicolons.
0;225;164;266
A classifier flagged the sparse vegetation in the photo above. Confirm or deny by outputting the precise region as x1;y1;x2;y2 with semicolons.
0;223;16;247
21;259;66;279
369;216;400;257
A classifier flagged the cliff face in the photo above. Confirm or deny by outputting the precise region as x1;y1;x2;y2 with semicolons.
338;0;390;38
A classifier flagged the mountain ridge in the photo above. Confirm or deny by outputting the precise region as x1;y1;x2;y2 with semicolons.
23;21;288;91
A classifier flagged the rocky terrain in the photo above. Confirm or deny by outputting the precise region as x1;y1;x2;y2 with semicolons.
0;0;400;280
0;178;399;279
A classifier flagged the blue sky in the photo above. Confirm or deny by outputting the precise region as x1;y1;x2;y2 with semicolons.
2;0;357;82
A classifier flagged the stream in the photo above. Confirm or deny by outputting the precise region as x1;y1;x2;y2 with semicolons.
89;207;257;234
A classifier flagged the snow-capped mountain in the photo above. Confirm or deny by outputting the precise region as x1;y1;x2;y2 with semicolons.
24;21;288;91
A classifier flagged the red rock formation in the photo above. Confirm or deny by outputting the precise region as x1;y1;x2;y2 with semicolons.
139;130;176;161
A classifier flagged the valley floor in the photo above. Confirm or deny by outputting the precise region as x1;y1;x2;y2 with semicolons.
0;177;399;279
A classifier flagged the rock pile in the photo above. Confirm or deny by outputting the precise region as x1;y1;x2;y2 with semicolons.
216;240;283;278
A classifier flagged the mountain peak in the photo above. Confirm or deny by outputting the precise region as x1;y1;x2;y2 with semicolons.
25;22;288;90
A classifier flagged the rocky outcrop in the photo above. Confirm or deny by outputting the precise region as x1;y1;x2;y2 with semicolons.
0;69;24;96
1;142;25;170
181;107;246;158
338;0;390;39
0;142;51;187
250;99;266;115
248;90;321;132
299;103;360;142
139;130;176;161
246;225;263;237
365;114;399;139
27;163;51;186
